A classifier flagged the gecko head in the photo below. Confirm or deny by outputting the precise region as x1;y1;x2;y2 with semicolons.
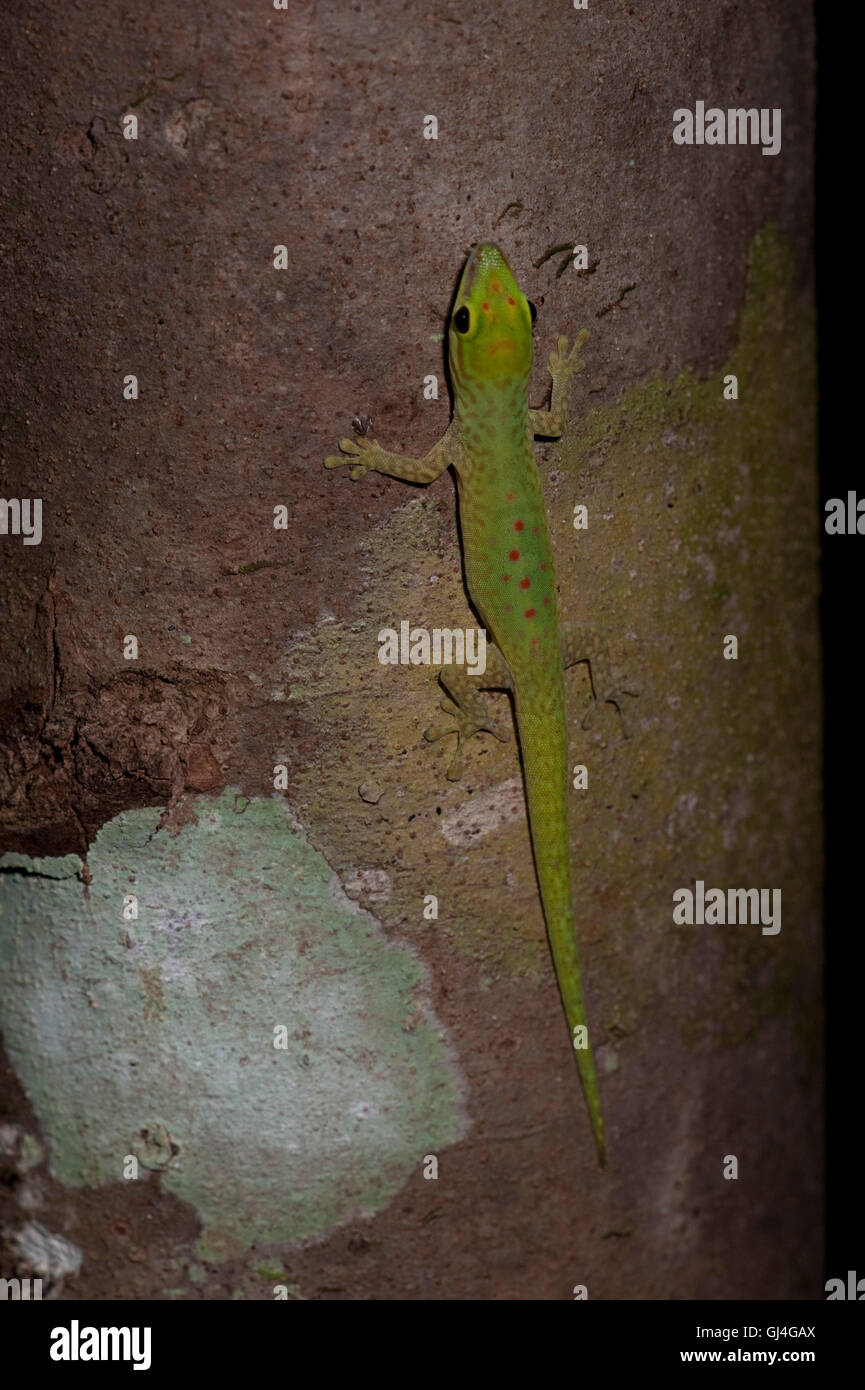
448;243;534;387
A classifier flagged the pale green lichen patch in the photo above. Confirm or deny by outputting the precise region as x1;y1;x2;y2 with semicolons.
0;791;466;1259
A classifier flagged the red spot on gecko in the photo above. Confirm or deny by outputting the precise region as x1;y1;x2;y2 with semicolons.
514;520;524;532
502;574;510;582
520;578;531;590
531;637;539;646
506;492;514;501
491;280;501;293
540;563;547;571
525;608;536;619
482;301;490;311
543;596;551;605
509;549;520;561
507;296;516;305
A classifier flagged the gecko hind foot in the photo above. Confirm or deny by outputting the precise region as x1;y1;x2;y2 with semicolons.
581;685;640;740
424;697;511;781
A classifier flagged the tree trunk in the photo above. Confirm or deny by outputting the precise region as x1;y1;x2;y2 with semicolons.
0;0;818;1299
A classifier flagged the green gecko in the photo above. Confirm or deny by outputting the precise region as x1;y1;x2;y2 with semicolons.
325;242;633;1164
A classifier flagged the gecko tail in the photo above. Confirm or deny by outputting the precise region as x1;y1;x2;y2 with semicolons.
575;1032;606;1167
514;690;607;1166
554;945;606;1168
522;783;607;1165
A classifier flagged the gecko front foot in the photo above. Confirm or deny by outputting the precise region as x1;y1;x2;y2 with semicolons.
324;436;384;480
529;331;590;437
549;329;588;385
425;695;511;781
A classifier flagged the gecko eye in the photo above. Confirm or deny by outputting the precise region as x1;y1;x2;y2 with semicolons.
528;301;538;324
454;306;470;333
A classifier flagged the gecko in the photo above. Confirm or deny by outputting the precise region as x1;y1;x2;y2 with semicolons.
325;242;634;1164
